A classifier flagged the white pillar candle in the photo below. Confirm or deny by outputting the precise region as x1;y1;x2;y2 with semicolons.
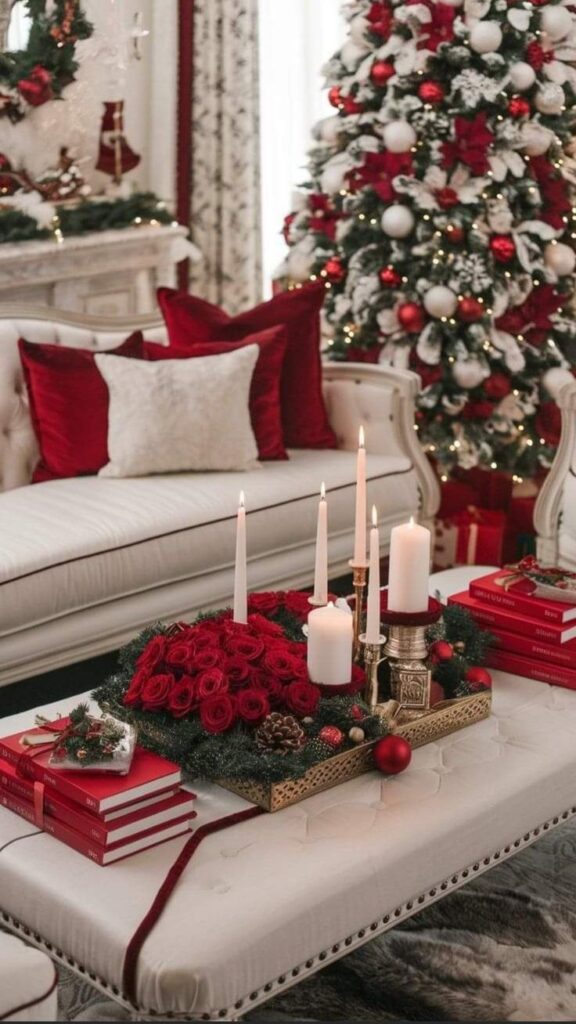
353;425;367;565
387;517;431;613
307;602;353;685
233;491;247;623
312;482;328;604
365;505;381;642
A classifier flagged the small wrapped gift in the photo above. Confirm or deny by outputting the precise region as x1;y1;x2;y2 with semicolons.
434;506;506;568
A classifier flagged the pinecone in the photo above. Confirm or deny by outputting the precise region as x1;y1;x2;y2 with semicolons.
255;713;306;755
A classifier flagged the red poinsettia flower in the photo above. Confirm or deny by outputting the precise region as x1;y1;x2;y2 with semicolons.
441;114;494;175
409;0;456;51
410;352;443;388
535;401;562;446
529;156;571;229
367;1;394;38
496;286;564;345
347;151;413;201
282;213;296;243
308;193;341;241
461;401;495;420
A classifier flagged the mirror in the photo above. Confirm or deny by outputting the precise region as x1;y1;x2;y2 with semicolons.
1;0;32;52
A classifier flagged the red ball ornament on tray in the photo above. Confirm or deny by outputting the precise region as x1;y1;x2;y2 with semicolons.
458;296;485;322
508;96;531;118
429;640;453;662
373;735;412;775
490;234;516;264
418;81;445;105
323;257;346;283
398;302;426;333
465;666;492;690
370;60;395;86
379;266;402;288
319;725;345;749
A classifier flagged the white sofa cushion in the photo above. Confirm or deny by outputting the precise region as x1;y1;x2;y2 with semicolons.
0;450;415;640
0;931;57;1021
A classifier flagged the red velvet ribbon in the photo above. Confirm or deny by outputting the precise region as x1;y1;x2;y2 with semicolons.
122;804;264;1006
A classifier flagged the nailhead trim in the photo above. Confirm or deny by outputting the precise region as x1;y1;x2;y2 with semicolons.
1;804;575;1020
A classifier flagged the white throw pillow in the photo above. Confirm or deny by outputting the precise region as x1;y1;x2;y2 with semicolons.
95;346;260;477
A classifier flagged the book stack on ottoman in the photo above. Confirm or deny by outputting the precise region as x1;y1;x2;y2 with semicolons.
449;569;576;691
0;726;196;864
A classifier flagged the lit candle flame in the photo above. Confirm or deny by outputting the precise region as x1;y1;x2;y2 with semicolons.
372;505;378;527
359;425;365;449
409;515;414;527
239;491;245;509
320;481;326;500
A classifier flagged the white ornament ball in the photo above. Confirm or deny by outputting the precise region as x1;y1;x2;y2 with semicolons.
535;83;565;115
381;205;415;238
469;21;503;54
542;367;574;398
423;285;458;319
509;62;537;92
383;121;417;153
452;358;489;389
521;123;554;156
545;242;576;276
541;5;573;41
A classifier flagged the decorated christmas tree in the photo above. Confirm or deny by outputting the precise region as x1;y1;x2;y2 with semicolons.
278;0;576;480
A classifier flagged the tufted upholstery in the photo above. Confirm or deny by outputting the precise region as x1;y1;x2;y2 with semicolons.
534;380;576;569
1;665;576;1018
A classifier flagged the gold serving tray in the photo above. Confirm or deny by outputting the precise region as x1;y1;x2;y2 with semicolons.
221;690;491;812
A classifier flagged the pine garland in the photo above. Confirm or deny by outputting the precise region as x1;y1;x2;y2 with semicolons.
0;193;174;245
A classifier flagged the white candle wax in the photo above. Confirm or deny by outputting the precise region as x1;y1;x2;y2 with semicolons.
353;426;367;565
312;482;328;604
233;491;247;623
365;505;381;642
387;517;431;613
307;601;353;686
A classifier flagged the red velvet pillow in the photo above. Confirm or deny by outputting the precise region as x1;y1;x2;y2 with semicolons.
157;283;337;449
144;326;288;460
19;332;144;482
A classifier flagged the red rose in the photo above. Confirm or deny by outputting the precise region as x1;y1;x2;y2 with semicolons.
484;373;511;400
194;646;224;671
165;640;196;671
226;633;265;661
263;648;301;681
196;668;228;700
167;676;197;718
192;628;220;650
247;613;284;637
290;642;308;660
284;680;321;717
17;65;53;107
140;673;175;711
288;658;309;682
200;694;237;734
224;655;252;685
535;401;562;446
136;635;167;673
247;592;280;615
250;671;284;705
123;668;149;707
237;688;270;723
283;591;314;621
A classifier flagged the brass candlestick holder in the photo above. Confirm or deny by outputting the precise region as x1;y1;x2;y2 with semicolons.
381;596;443;720
349;560;368;661
360;632;386;710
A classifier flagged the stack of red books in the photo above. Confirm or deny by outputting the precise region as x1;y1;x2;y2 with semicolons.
0;725;196;864
449;570;576;691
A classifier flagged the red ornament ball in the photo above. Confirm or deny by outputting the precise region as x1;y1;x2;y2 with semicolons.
370;60;395;86
418;81;445;105
490;234;516;264
350;704;364;721
398;302;426;333
429;640;454;662
328;86;342;109
446;224;465;244
484;372;512;399
373;735;412;775
379;265;402;288
435;186;459;211
465;666;492;691
458;296;485;322
526;41;546;69
508;96;531;119
323;257;346;283
319;725;345;749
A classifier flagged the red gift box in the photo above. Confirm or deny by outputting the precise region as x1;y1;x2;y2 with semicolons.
434;506;506;569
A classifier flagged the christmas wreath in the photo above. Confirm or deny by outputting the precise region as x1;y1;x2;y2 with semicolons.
94;592;493;786
1;0;93;123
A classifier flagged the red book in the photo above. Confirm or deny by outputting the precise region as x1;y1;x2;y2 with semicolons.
0;760;196;845
487;627;576;669
485;648;576;691
0;786;193;865
448;591;576;645
0;725;181;813
469;570;576;624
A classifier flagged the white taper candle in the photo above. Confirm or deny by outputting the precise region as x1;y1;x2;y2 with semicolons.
365;505;381;642
312;482;328;604
233;491;247;623
353;425;367;565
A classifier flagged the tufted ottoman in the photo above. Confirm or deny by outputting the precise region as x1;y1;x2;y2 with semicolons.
1;668;576;1020
0;930;57;1021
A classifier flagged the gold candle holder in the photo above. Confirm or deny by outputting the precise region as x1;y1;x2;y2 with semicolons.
381;597;443;720
359;632;386;710
349;560;368;661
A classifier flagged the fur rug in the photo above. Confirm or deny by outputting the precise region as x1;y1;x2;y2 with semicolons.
56;820;576;1022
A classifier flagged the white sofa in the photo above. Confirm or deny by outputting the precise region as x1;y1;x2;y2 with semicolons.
534;379;576;569
0;305;440;687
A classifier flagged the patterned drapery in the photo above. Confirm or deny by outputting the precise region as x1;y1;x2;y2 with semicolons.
189;0;262;313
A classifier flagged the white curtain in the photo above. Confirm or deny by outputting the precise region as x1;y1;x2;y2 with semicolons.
258;0;344;296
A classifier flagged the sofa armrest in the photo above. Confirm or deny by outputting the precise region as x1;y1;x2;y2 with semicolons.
322;361;440;528
534;380;576;567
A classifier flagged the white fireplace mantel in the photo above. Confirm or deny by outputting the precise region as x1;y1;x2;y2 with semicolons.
0;223;195;316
